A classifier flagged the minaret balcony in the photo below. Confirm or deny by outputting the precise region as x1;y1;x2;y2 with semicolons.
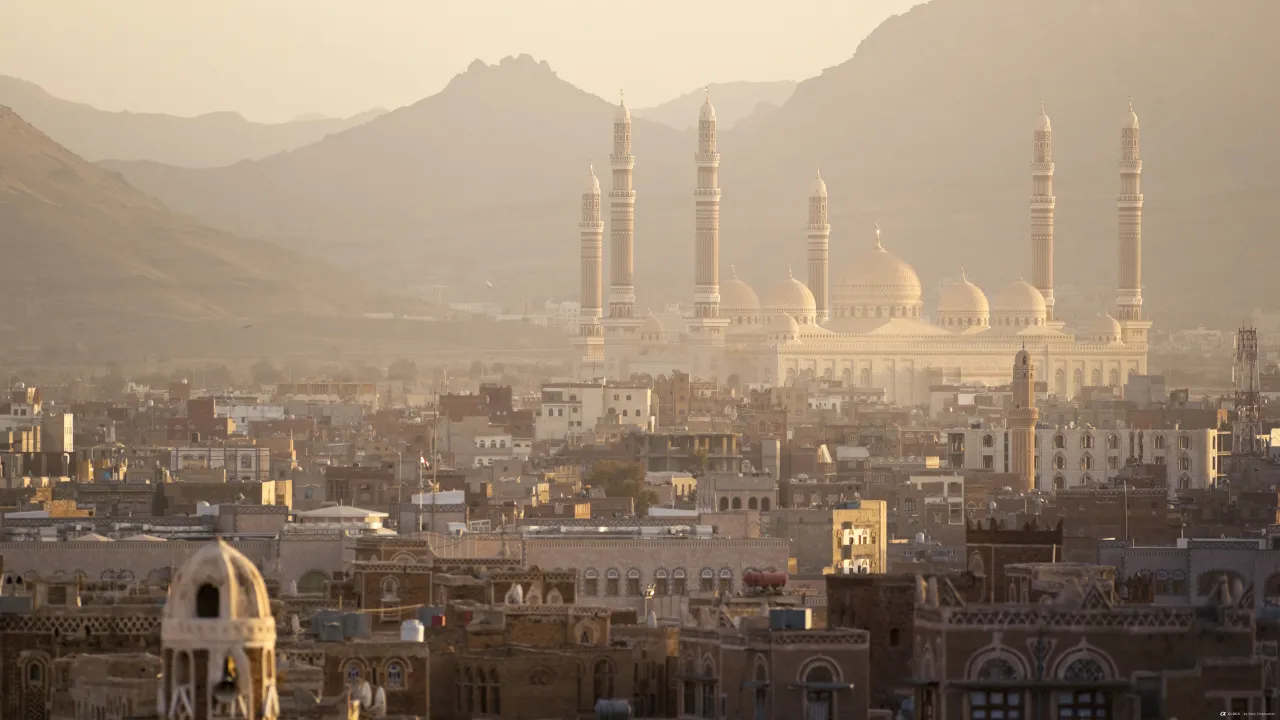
693;188;722;197
1030;162;1054;174
608;190;636;199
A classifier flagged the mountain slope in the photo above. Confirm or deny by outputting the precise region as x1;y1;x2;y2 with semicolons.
0;75;385;167
0;105;415;334
105;2;1280;319
634;81;796;132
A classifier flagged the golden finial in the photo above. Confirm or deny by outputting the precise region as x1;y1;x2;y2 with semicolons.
620;88;625;105
961;267;967;282
874;223;883;249
816;167;821;178
730;264;737;280
1128;94;1133;112
705;85;710;100
1040;96;1045;115
787;264;793;279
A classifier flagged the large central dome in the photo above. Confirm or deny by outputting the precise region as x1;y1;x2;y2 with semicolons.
833;225;923;320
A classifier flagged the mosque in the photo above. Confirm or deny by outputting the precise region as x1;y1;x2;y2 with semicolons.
573;93;1150;404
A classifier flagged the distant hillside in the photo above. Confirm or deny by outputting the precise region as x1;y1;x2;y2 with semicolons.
105;1;1280;320
0;75;385;167
0;105;420;350
634;81;796;131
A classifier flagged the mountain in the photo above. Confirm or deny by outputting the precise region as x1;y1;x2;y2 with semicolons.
105;54;697;305
104;1;1280;320
634;81;796;132
0;75;385;167
0;105;421;350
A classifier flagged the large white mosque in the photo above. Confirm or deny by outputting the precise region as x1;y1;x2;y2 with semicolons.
573;92;1150;405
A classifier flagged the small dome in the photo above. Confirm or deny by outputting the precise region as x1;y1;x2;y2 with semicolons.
1038;106;1051;132
937;272;989;316
992;280;1047;315
163;539;271;622
720;266;761;315
615;92;630;123
641;311;664;334
767;312;800;339
1091;312;1123;343
763;268;817;323
585;163;600;194
700;90;716;122
811;169;827;197
1124;97;1139;130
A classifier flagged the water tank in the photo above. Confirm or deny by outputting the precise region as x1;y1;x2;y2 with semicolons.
594;698;633;719
342;612;372;638
400;619;425;642
744;571;788;590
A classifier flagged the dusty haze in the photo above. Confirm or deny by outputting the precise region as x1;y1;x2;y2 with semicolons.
0;0;918;122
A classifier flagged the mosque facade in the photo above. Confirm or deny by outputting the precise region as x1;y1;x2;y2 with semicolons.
574;94;1149;404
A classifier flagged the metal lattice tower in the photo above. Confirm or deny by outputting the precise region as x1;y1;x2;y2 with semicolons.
1233;327;1262;468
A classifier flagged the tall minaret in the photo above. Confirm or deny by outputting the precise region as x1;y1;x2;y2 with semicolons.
575;163;605;380
1009;348;1039;492
1031;99;1056;322
1117;97;1144;327
608;90;636;321
692;87;722;322
807;169;830;324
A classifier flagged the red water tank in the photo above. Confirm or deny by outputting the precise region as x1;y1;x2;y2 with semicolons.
744;571;788;589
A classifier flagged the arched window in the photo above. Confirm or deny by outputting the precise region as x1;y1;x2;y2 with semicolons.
748;497;759;510
983;434;994;448
1053;434;1065;449
1053;454;1066;471
654;569;669;596
26;663;41;684
1178;455;1191;471
605;569;620;596
803;663;838;720
700;568;715;592
593;659;616;702
673;569;688;595
381;576;400;600
477;669;488;713
731;497;742;510
718;568;733;594
583;569;599;596
976;658;1019;682
386;661;405;688
718;497;729;511
1060;657;1108;682
1154;434;1166;450
626;569;641;596
196;583;220;618
490;669;501;715
761;497;772;511
297;570;328;596
346;662;363;685
1080;454;1093;471
1082;434;1094;449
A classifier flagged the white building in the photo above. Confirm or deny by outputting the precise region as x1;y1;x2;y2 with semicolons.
534;382;653;441
946;427;1228;493
544;299;582;334
577;97;1151;402
170;445;272;482
215;402;286;434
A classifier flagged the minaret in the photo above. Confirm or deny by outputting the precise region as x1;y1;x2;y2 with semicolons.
576;163;605;380
685;87;730;378
1009;348;1039;493
1116;97;1146;338
608;90;636;321
693;87;722;322
1031;99;1057;322
807;169;830;323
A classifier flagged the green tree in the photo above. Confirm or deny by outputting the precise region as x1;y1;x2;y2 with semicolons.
587;461;658;515
469;360;484;377
387;359;419;382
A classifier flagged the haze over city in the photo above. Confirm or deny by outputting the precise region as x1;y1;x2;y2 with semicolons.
0;4;1277;719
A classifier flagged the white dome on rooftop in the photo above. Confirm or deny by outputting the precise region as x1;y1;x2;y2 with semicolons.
763;268;817;325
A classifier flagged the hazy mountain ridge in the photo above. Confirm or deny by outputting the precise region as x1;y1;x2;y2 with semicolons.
0;105;418;339
0;74;386;168
103;1;1280;319
633;81;796;131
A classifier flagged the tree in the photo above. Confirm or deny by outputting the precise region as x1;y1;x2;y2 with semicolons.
250;359;283;386
387;359;419;382
687;448;710;476
587;461;658;515
469;360;484;378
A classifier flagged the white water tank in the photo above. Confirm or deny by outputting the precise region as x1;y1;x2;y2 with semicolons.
400;619;425;642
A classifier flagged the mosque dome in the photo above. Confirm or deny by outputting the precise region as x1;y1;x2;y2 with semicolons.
163;539;271;622
615;93;630;123
640;311;665;342
811;170;827;198
833;225;924;320
766;312;800;343
936;270;989;329
1124;97;1139;130
764;268;817;325
700;93;716;122
1090;313;1123;344
585;164;600;194
720;267;761;315
991;280;1047;330
1037;102;1052;131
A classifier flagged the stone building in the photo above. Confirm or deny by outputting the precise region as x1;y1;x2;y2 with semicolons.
773;503;888;575
965;518;1063;604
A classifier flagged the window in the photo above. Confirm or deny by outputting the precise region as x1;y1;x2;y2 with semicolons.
1081;454;1093;471
718;568;733;594
347;663;362;685
385;661;405;689
1178;456;1191;471
196;583;220;618
700;568;715;592
381;576;400;600
1055;691;1109;719
1053;454;1066;471
889;628;901;647
1061;658;1107;683
606;569;620;596
26;663;41;684
593;659;616;702
654;569;669;596
1053;434;1065;449
983;456;994;470
982;434;994;448
905;498;917;513
1154;434;1166;450
673;569;687;595
803;664;838;720
1178;436;1191;450
626;569;641;596
971;691;1023;720
584;569;598;596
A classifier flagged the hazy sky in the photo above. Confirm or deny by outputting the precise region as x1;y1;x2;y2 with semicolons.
0;0;919;122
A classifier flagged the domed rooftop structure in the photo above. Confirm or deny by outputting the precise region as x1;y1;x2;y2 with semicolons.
721;266;761;334
585;163;600;194
1037;99;1052;131
1090;313;1123;344
811;169;827;197
936;269;989;330
163;539;271;622
1124;96;1139;130
833;225;923;320
991;280;1047;330
615;90;630;123
640;311;665;343
766;312;800;344
699;88;716;122
763;267;817;325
